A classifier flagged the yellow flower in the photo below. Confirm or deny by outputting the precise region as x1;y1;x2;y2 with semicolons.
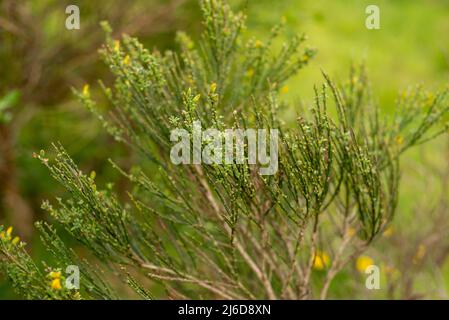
1;226;13;241
246;68;254;78
51;278;62;290
255;40;263;48
123;55;130;65
382;225;394;238
210;82;217;93
49;271;62;279
313;251;330;270
356;255;374;273
6;226;13;237
82;84;90;96
0;227;18;243
113;40;120;52
412;244;426;264
280;85;289;94
394;135;404;146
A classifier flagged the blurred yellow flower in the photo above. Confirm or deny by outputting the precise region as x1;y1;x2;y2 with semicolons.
6;226;13;237
113;40;120;52
210;82;217;93
51;278;62;290
280;85;289;94
356;255;374;273
382;225;394;238
255;40;263;48
49;271;62;279
123;55;130;65
12;236;20;245
394;135;404;146
246;68;254;78
82;84;90;96
313;251;330;270
1;226;14;241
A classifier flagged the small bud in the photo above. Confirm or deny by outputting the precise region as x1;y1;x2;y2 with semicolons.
49;271;62;279
123;55;130;65
82;84;90;96
210;82;217;93
113;40;120;52
280;85;289;94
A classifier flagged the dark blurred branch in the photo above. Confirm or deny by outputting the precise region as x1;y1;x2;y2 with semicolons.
0;0;196;238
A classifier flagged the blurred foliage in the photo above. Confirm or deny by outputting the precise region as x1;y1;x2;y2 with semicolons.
0;0;200;298
0;90;20;123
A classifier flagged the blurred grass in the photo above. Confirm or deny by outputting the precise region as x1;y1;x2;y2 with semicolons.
0;0;201;299
241;0;449;230
242;0;448;106
240;0;449;299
